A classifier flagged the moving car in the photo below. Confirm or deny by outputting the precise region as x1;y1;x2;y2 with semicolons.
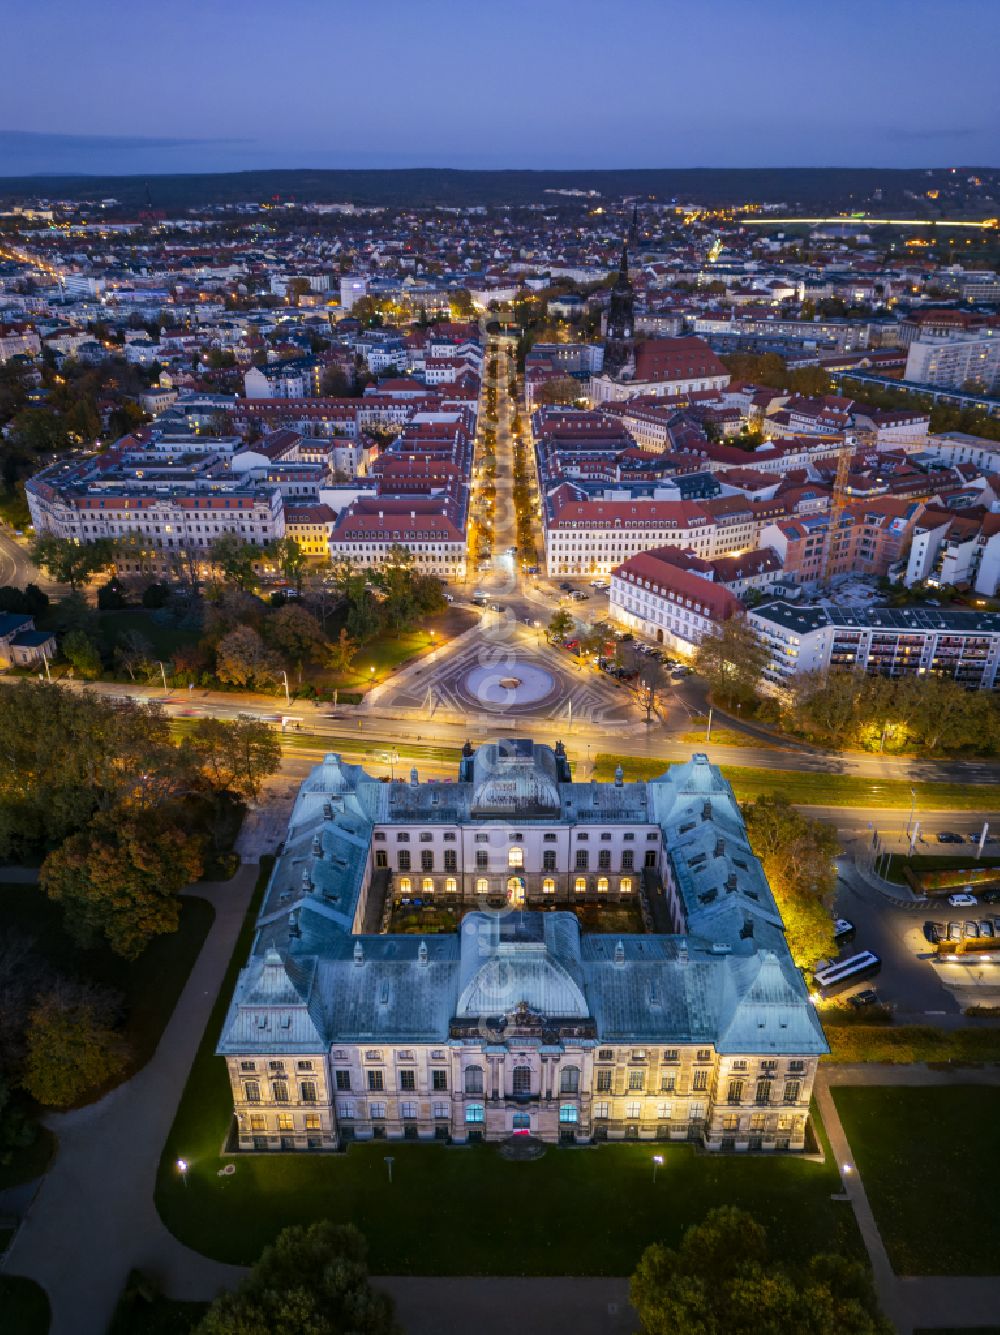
937;831;964;844
834;918;856;943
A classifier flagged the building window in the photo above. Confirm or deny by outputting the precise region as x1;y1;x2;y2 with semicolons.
240;1061;256;1072
543;833;557;842
421;850;433;872
574;876;587;893
620;877;633;893
277;1113;294;1132
421;877;434;894
722;1113;739;1133
398;851;411;871
597;876;609;894
465;1103;485;1124
728;1080;744;1104
628;1070;645;1091
445;876;457;893
542;877;555;894
621;850;634;871
508;846;523;869
400;1101;417;1119
644;850;657;868
788;1060;805;1073
559;1104;578;1124
432;1070;447;1091
297;1060;313;1072
367;1070;384;1092
398;877;411;894
400;1070;416;1091
474;833;488;843
656;1102;672;1120
696;1049;712;1063
755;1080;772;1106
575;850;589;871
542;850;556;871
433;1102;449;1120
476;850;488;870
661;1074;676;1092
693;1070;708;1092
465;1066;484;1094
597;1070;612;1092
626;1100;641;1119
335;1070;351;1091
783;1081;801;1104
375;850;388;869
598;849;611;870
476;877;488;894
370;1102;386;1120
249;1113;266;1132
560;1067;580;1093
244;1081;260;1103
444;850;457;872
594;1101;610;1120
300;1081;317;1103
304;1113;321;1131
272;1081;289;1103
513;1066;531;1095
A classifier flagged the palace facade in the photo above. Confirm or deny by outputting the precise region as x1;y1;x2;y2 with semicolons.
218;740;827;1153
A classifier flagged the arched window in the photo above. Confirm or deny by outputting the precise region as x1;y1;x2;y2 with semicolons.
620;877;633;894
445;876;457;893
513;1066;531;1095
574;876;587;893
560;1066;580;1093
464;1066;484;1094
597;876;609;894
398;877;411;894
421;877;434;894
476;877;489;895
508;845;523;869
542;877;556;895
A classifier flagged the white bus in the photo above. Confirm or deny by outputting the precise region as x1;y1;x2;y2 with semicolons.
812;950;881;996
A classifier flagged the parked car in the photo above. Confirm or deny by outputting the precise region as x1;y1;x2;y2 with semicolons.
979;920;994;939
964;920;980;939
848;989;881;1009
983;890;1000;904
834;918;856;943
947;921;963;941
937;831;965;844
949;891;979;907
923;921;944;943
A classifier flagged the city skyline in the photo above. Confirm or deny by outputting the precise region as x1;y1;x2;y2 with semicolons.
3;0;999;176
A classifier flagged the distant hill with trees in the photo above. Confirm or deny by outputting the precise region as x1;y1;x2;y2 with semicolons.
0;166;996;212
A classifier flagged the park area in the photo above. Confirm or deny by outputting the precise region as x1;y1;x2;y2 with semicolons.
833;1085;1000;1275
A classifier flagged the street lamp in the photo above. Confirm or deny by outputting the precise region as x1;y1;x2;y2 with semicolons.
384;1154;395;1184
652;1153;664;1184
177;1157;189;1187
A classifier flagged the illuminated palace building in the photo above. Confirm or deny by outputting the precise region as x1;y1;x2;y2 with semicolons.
219;741;827;1151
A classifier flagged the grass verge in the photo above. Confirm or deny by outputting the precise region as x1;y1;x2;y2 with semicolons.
108;1271;207;1335
833;1085;1000;1275
594;756;998;810
822;1023;1000;1064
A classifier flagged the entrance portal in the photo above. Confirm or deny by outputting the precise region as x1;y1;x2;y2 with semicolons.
506;876;525;907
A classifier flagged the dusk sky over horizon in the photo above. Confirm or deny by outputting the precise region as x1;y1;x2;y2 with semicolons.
3;0;999;177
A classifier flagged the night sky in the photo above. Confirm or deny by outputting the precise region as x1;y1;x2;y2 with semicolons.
3;0;998;175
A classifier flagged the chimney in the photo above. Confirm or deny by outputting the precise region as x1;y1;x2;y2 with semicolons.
353;940;364;966
418;939;428;966
613;939;625;967
312;833;323;858
678;939;688;967
410;766;419;785
614;764;624;787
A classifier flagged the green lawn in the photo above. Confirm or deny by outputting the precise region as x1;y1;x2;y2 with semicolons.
833;1085;1000;1275
594;756;997;811
823;1023;1000;1064
156;860;863;1275
0;1274;51;1335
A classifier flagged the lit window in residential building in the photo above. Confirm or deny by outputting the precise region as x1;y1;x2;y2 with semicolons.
620;877;632;893
398;877;411;894
465;1103;485;1124
559;1104;578;1124
508;845;523;869
542;877;555;894
574;876;586;893
476;877;488;894
626;1101;641;1119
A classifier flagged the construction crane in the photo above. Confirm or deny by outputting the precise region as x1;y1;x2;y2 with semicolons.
820;432;856;587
